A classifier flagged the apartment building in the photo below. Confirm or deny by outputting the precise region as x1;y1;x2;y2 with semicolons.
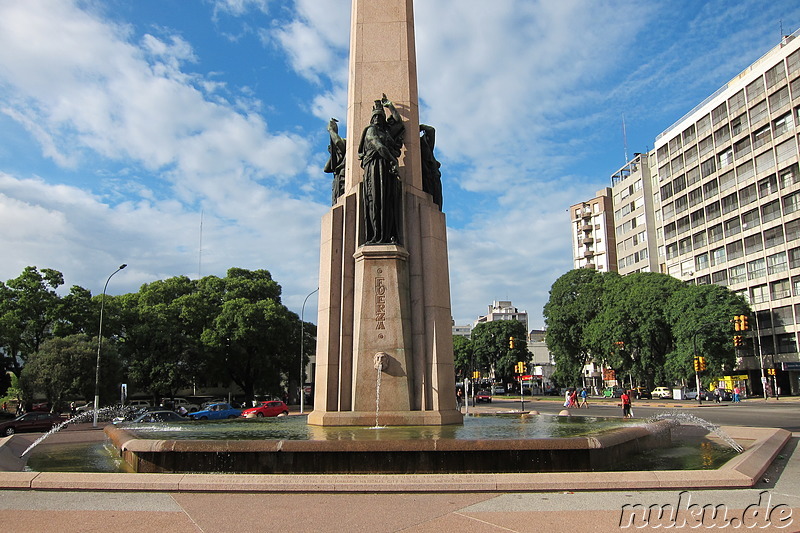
476;300;529;332
653;34;800;394
610;153;661;275
569;188;617;271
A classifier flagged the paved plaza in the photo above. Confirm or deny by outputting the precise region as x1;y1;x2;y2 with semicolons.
1;399;798;532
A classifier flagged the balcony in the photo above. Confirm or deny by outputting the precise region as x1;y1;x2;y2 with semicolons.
580;224;593;232
584;250;595;258
582;236;594;245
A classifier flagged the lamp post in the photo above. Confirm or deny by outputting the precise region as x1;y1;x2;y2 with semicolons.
93;264;127;428
299;287;319;414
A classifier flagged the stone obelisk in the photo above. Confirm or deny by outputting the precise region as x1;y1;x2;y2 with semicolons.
308;0;462;426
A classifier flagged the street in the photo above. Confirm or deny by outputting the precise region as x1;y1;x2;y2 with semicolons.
470;395;800;432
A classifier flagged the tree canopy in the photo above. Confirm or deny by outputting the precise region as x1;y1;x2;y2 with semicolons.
544;269;749;388
1;265;312;406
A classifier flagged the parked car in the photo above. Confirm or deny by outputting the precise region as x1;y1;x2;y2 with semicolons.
129;410;187;423
491;385;506;395
543;386;560;396
0;412;65;436
651;387;673;399
684;388;699;400
163;398;199;413
475;391;492;403
241;401;289;418
127;399;150;409
188;402;242;420
602;387;624;398
632;387;652;400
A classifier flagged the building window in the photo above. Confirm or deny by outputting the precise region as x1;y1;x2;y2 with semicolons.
736;160;754;181
770;278;791;300
764;225;785;248
721;192;739;214
675;195;688;214
768;86;790;111
776;334;797;354
688;187;703;207
744;233;763;254
710;246;726;266
765;62;787;89
739;184;757;206
786;219;800;243
695;252;709;271
703;179;719;198
773;112;795;137
731;113;748;136
690;208;705;227
755;150;775;174
708;223;724;243
790;246;800;269
746;78;765;102
750;100;768;124
714;125;731;146
752;124;772;149
706;201;721;221
783;191;800;215
761;199;781;222
747;258;766;280
679;237;692;255
724;216;742;237
701;157;717;177
759;174;779;198
734;136;752;159
774;305;794;326
767;251;788;275
750;284;768;303
697;114;712;135
693;230;707;248
682;124;697;144
726;239;744;260
712;269;728;286
728;264;746;285
677;215;691;235
779;164;799;188
741;208;760;230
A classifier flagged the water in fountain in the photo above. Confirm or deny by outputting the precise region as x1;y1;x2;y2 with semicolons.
650;411;744;453
19;405;144;457
372;364;383;429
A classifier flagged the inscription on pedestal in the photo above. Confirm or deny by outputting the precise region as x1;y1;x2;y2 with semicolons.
375;268;386;331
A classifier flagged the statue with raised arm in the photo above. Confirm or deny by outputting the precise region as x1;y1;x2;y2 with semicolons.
324;118;346;205
358;94;404;244
419;124;442;210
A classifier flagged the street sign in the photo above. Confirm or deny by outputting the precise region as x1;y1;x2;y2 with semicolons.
781;362;800;371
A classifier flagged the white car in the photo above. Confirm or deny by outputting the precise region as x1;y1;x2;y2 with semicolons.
651;387;673;399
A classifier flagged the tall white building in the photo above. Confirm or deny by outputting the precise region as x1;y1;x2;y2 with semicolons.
476;300;529;332
569;189;616;271
652;33;800;394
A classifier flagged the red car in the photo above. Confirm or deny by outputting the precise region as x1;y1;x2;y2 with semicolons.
240;401;289;418
0;412;65;436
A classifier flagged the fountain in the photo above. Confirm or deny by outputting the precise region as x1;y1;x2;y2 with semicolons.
651;412;744;453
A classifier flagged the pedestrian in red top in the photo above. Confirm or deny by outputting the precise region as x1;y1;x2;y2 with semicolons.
621;391;632;418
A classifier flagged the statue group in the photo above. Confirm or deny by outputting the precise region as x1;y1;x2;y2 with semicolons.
324;94;442;245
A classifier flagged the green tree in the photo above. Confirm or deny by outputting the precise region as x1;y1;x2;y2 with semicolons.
543;268;615;387
117;276;203;401
21;334;120;411
0;267;65;375
452;335;473;381
470;320;529;383
666;283;749;383
201;268;297;403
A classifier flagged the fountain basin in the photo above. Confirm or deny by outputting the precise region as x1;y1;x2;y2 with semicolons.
105;419;672;474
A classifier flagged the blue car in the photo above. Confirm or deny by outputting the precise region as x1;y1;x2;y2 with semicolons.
188;402;242;420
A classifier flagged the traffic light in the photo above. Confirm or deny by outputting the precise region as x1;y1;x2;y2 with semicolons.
693;357;700;372
698;356;707;371
734;315;742;331
768;368;776;376
733;335;743;347
472;370;480;380
509;337;515;349
515;361;525;374
741;315;749;331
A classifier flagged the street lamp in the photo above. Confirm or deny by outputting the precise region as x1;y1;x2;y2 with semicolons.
299;287;319;414
93;264;127;428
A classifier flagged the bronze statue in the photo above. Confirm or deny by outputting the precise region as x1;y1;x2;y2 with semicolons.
324;118;346;205
358;95;404;244
419;124;442;210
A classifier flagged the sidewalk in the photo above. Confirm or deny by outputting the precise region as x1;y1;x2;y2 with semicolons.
0;422;798;531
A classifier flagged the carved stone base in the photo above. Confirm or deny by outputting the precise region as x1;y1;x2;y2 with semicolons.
306;409;464;427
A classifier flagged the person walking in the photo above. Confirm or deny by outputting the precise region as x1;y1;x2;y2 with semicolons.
733;386;741;403
568;389;578;408
621;390;632;418
579;388;589;408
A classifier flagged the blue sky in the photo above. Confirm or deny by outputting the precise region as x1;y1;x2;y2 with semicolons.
2;0;800;328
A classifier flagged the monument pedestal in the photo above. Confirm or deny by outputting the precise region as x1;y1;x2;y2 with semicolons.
308;0;461;427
